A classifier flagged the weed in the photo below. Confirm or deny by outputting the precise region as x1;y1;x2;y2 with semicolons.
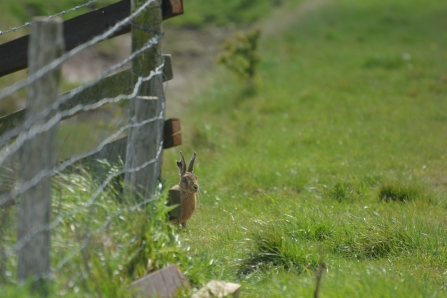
332;214;418;260
217;30;261;88
239;220;319;276
327;181;356;202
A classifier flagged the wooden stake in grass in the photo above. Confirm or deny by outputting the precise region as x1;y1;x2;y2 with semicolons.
314;245;326;298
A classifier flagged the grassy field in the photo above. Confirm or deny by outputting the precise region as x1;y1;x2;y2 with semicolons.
1;0;447;296
161;0;447;296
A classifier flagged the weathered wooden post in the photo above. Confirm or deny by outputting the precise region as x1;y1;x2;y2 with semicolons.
125;0;165;199
17;17;63;290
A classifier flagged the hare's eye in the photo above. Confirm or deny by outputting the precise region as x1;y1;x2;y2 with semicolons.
182;177;187;183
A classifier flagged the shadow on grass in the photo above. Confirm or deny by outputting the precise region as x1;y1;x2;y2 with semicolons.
378;182;423;203
237;220;320;277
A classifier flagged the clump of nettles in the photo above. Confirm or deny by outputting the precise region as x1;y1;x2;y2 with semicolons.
217;29;261;89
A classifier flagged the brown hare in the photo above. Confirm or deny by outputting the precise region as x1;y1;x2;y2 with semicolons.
171;152;199;228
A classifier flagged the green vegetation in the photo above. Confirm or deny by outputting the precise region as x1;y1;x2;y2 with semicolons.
1;0;447;296
217;30;261;88
1;166;193;297
162;0;447;296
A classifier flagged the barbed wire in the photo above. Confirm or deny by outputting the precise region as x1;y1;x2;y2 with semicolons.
0;32;163;150
0;0;165;209
0;0;162;166
0;0;97;36
0;49;166;265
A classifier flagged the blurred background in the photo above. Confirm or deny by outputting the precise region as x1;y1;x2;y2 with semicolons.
0;0;293;160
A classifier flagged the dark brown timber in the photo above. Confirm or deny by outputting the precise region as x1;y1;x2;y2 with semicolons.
0;0;183;77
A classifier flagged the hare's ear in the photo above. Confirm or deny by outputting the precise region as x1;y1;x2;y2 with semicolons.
177;152;186;175
187;152;197;173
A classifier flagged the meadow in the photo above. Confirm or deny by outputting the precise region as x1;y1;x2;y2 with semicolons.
0;0;447;296
162;0;447;296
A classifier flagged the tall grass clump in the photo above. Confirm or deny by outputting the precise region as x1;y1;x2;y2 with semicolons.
326;180;358;202
238;219;320;276
331;212;440;260
378;181;424;203
53;167;191;296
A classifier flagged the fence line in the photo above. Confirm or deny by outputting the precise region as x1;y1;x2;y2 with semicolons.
0;0;184;291
0;0;97;36
0;0;157;102
0;33;163;149
0;58;165;209
0;34;162;165
7;133;164;260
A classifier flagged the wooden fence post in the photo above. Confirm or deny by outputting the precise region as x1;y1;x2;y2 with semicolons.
125;0;165;199
17;17;63;289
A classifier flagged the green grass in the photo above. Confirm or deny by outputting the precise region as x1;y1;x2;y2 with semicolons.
1;166;193;297
160;0;447;296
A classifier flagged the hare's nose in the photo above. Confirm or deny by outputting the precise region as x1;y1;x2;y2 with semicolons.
193;185;198;192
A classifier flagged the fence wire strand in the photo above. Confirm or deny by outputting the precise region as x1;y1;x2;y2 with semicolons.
52;143;164;274
6;135;164;260
0;58;164;208
0;0;157;102
0;0;171;289
0;0;98;36
0;33;162;166
0;32;162;150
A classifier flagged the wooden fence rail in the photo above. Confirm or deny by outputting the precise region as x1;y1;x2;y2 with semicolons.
0;0;183;77
0;56;173;135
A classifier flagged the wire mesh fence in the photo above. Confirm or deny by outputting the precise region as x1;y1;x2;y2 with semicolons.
0;0;183;295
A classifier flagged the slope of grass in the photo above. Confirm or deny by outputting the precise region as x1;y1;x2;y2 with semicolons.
160;0;447;296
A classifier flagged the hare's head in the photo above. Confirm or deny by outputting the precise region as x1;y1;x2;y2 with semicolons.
177;152;199;194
